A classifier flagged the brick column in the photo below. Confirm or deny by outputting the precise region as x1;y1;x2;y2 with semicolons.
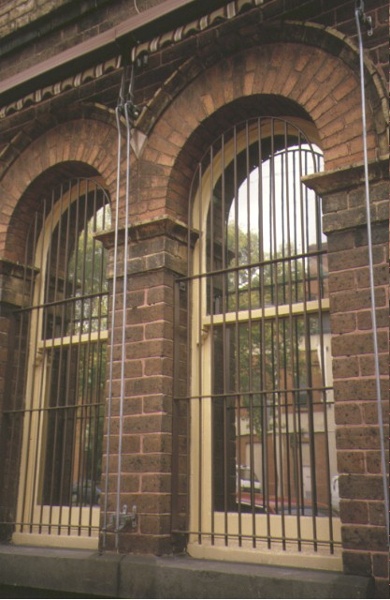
304;157;388;598
101;216;189;555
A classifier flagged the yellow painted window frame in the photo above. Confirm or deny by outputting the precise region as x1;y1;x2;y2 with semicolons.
187;118;341;570
14;179;108;549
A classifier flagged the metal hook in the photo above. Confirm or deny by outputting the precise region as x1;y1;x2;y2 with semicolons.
355;0;373;35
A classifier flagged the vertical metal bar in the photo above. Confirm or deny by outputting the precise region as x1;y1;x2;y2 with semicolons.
87;184;101;532
231;125;243;547
88;186;99;518
90;187;109;534
77;343;88;535
271;119;287;550
256;118;271;548
186;159;197;542
52;183;68;532
284;128;303;548
209;144;215;545
285;131;303;550
78;186;92;533
63;182;77;535
294;315;305;515
17;212;39;533
222;328;229;546
245;121;256;547
220;132;230;547
72;181;85;535
12;213;38;502
298;137;318;551
41;189;58;531
280;132;292;515
84;182;97;531
197;162;203;544
291;147;306;526
38;188;56;533
310;150;335;550
171;280;181;533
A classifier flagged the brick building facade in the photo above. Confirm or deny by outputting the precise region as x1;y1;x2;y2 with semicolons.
0;1;388;597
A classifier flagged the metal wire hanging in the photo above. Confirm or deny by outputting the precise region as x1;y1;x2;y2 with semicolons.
355;0;388;532
102;60;139;550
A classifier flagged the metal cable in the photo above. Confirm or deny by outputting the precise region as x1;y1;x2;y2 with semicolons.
102;93;124;550
355;0;389;532
115;65;134;549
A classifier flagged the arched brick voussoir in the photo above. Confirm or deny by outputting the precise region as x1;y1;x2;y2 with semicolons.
138;43;377;219
36;119;120;186
0;103;120;179
138;19;386;147
151;43;379;167
0;118;121;260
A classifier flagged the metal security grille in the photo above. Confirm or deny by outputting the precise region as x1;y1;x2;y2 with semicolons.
4;178;110;544
173;118;340;561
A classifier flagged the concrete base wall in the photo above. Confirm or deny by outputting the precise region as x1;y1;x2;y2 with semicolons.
0;545;374;599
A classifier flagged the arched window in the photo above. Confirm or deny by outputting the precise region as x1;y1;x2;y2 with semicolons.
11;178;110;548
175;117;341;567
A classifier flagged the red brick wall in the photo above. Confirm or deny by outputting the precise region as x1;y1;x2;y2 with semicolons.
330;205;388;597
260;0;388;76
101;218;188;554
134;32;387;594
0;0;70;37
0;1;387;595
0;0;164;80
1;1;387;105
305;161;388;597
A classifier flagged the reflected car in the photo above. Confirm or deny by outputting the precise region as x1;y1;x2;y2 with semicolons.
236;490;268;513
236;492;336;517
267;499;334;517
237;465;261;492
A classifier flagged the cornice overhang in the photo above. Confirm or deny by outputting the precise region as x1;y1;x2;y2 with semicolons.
0;0;263;115
302;156;389;196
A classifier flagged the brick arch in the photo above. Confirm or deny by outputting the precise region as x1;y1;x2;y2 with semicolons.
0;103;117;179
139;22;386;157
0;118;119;262
136;40;386;224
